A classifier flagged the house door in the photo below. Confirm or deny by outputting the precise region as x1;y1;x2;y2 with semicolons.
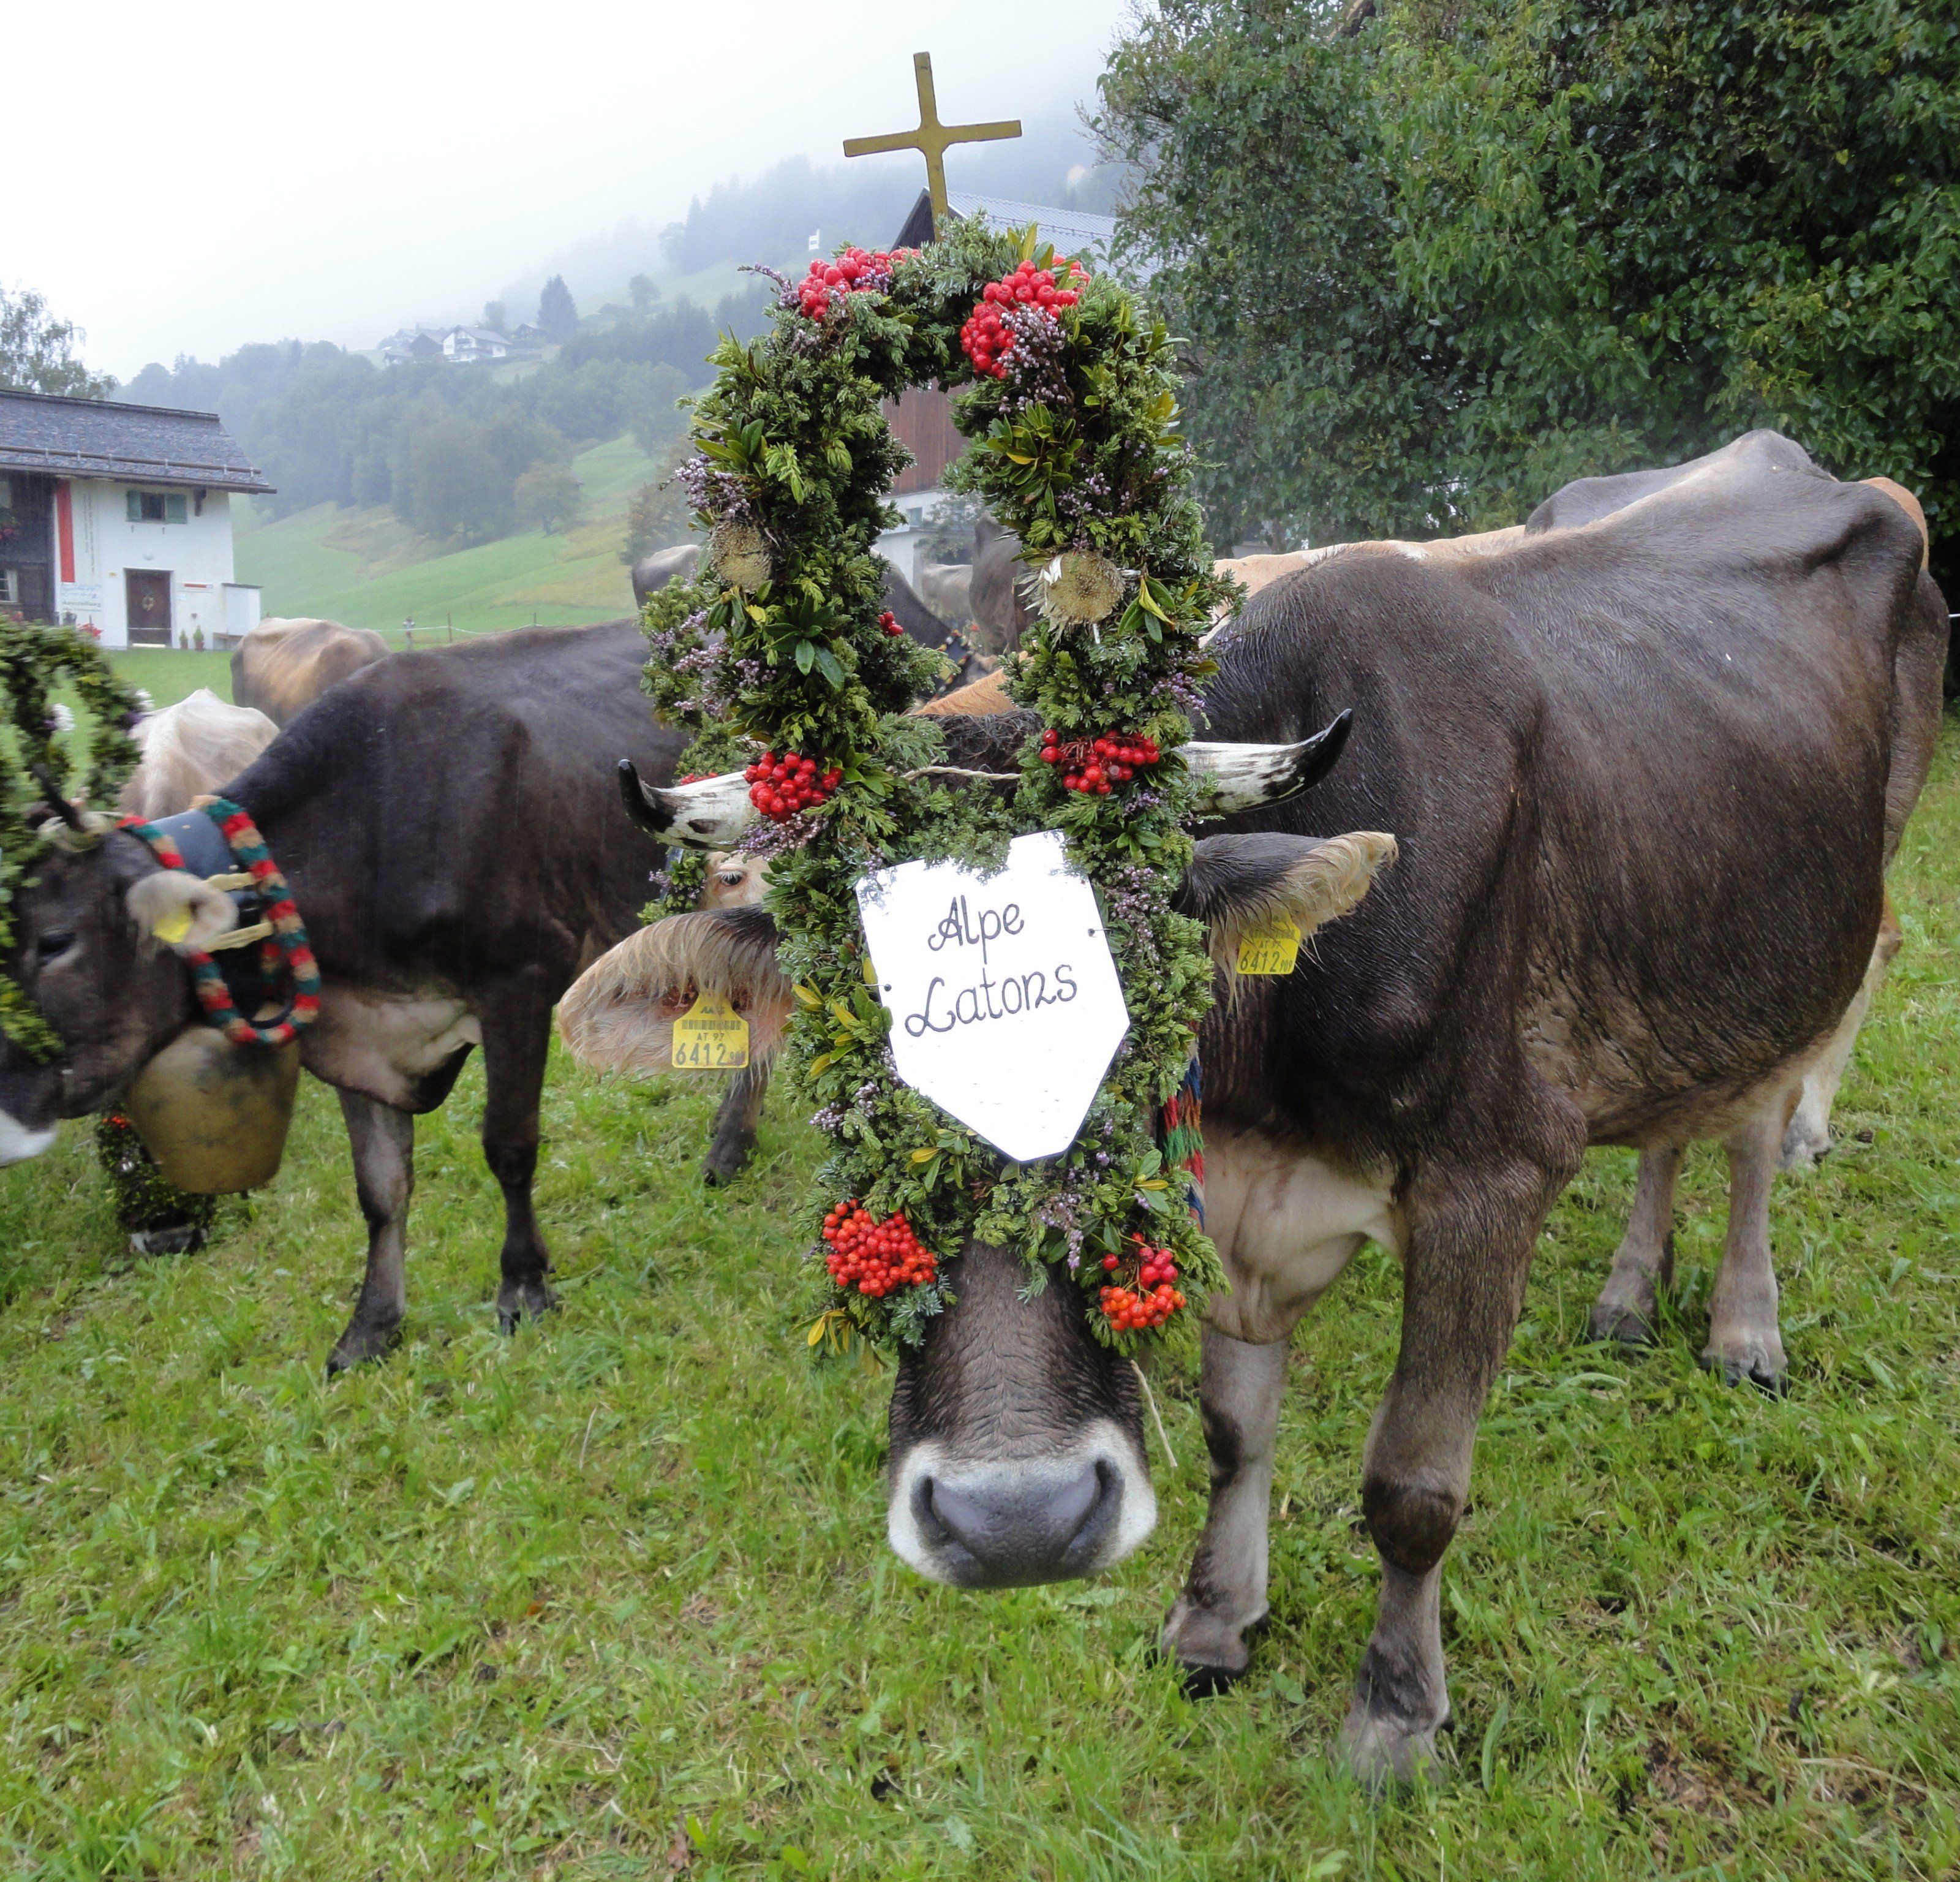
126;570;172;646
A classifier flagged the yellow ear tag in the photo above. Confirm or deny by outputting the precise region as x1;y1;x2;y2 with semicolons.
1235;918;1302;975
671;994;750;1070
153;907;194;945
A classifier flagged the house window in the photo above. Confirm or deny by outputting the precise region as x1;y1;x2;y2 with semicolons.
0;569;17;606
127;490;188;524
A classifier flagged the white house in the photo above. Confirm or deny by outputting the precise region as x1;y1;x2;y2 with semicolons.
441;325;513;364
0;389;272;649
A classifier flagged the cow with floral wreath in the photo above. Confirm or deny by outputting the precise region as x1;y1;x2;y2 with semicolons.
567;210;1945;1785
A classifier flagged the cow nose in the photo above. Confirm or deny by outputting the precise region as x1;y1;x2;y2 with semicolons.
915;1460;1118;1587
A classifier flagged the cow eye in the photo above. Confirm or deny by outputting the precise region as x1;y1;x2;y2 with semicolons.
35;930;77;963
717;872;744;888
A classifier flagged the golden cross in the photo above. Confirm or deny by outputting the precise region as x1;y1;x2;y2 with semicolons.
843;52;1020;233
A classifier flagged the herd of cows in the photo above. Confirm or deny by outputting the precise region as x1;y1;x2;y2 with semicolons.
0;431;1945;1782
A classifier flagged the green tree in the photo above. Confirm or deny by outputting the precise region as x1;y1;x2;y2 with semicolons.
628;274;659;311
537;275;579;344
392;410;512;542
516;463;584;534
0;288;115;398
483;300;507;334
1098;0;1960;590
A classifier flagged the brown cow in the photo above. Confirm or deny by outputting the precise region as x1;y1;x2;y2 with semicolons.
231;618;391;726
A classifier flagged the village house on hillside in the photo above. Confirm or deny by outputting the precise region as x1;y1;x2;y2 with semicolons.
0;390;271;648
377;323;541;368
878;193;1137;586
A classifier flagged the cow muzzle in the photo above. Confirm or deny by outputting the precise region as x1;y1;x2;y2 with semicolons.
889;1429;1156;1588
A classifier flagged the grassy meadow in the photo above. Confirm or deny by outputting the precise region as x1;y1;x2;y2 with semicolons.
0;693;1953;1875
232;434;662;640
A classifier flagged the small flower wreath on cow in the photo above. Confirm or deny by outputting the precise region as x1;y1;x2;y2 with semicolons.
625;217;1273;1356
0;624;146;1058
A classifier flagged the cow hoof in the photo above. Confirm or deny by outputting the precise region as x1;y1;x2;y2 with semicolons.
496;1279;559;1334
1779;1122;1832;1172
326;1318;402;1376
1160;1598;1262;1696
129;1222;208;1258
1338;1704;1444;1789
1586;1299;1659;1347
1702;1349;1790;1397
700;1136;755;1187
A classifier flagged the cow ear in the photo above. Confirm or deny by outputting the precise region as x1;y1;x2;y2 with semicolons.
559;907;793;1075
1177;830;1398;969
126;871;236;953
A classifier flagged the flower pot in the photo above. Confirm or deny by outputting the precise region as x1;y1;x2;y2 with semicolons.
124;1025;301;1194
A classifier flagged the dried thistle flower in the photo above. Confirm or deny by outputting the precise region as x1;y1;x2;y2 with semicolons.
710;520;772;590
1039;550;1125;627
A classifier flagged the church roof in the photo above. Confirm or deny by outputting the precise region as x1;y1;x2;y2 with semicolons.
894;191;1150;276
0;388;273;492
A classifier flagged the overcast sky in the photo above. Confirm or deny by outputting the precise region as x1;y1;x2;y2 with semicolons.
10;0;1134;382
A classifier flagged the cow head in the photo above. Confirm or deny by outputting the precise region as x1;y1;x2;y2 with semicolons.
560;825;1396;1587
0;829;232;1162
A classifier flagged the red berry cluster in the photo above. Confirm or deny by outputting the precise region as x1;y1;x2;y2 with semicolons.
878;610;904;637
959;258;1088;379
823;1201;939;1298
744;750;842;822
797;246;911;320
1038;728;1162;795
1098;1238;1186;1331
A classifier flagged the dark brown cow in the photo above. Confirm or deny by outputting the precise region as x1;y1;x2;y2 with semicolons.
562;433;1947;1783
0;622;687;1370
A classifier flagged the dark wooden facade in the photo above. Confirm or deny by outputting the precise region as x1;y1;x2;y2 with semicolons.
0;470;54;619
884;386;967;494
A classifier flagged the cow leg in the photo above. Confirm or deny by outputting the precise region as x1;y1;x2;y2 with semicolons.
1342;1142;1574;1786
329;1091;415;1374
1586;1145;1680;1346
1161;1328;1289;1693
478;982;557;1332
1781;904;1901;1170
702;1062;769;1185
1703;1102;1789;1393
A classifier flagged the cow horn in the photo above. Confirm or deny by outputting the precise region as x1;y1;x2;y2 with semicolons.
1180;709;1352;815
617;760;760;849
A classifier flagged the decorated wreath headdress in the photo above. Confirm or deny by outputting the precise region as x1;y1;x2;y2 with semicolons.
0;625;146;1057
637;217;1250;1353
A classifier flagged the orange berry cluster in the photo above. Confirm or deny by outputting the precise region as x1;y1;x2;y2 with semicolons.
1098;1237;1186;1331
959;259;1088;379
797;246;911;320
745;750;842;822
1039;728;1162;794
822;1201;938;1298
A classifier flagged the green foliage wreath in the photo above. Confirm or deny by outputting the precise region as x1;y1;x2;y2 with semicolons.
643;218;1240;1353
0;626;146;1057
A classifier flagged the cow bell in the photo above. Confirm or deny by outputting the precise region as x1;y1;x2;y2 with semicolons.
123;1026;301;1193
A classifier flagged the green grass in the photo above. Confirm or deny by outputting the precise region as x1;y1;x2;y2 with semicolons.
0;730;1955;1878
233;435;665;640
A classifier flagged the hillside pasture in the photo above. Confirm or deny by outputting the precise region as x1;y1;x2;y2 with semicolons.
0;727;1953;1876
233;435;663;640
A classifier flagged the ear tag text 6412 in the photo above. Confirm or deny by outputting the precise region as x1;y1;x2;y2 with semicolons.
671;994;749;1070
1235;919;1302;976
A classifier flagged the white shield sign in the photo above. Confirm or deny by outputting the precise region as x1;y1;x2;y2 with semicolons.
854;830;1129;1163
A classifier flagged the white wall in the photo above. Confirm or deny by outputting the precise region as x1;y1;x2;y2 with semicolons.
56;480;239;649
